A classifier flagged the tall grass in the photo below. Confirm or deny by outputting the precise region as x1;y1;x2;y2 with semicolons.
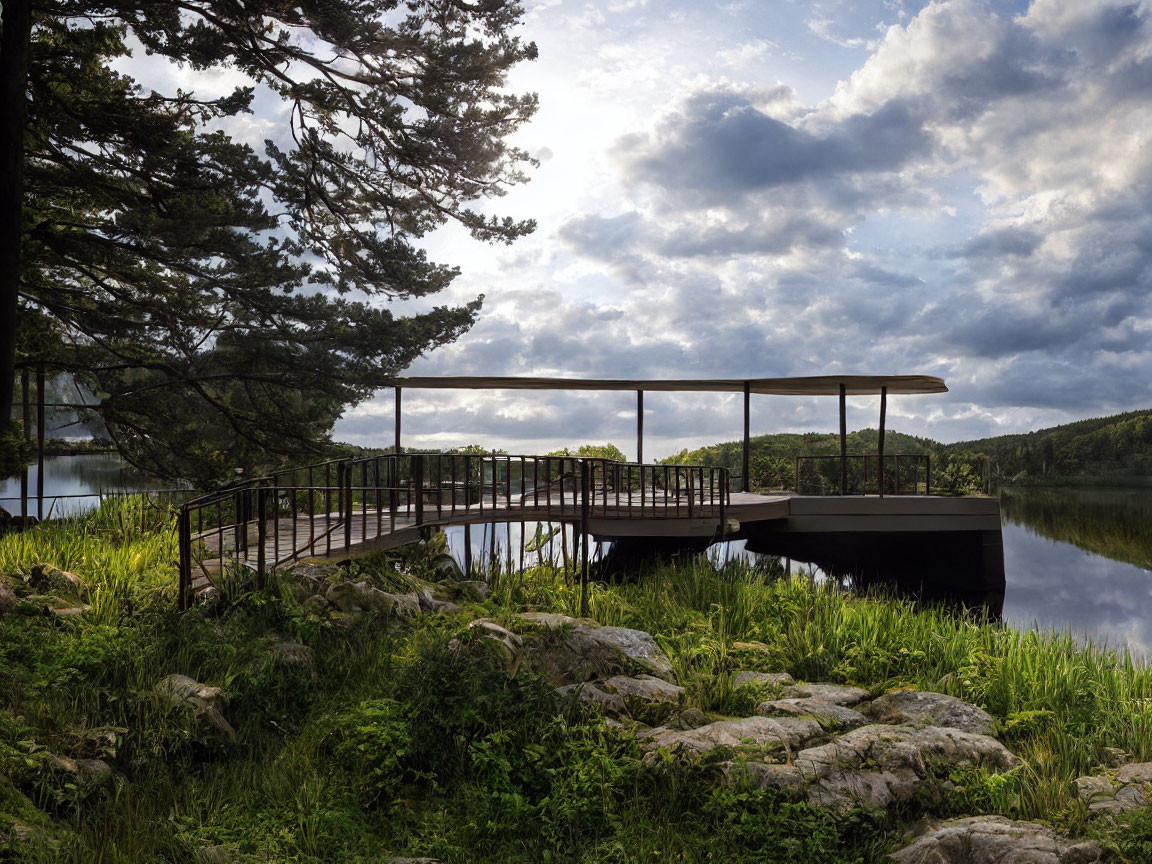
0;496;180;622
4;507;1152;861
491;558;1152;824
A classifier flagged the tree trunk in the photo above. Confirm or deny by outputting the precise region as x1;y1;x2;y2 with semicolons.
0;2;32;426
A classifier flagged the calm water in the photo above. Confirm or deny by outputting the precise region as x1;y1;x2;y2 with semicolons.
4;458;1151;656
0;454;175;518
1000;486;1152;658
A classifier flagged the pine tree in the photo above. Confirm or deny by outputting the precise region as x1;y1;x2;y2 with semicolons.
0;0;537;483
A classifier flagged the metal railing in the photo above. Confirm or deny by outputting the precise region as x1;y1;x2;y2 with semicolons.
794;454;931;496
178;458;351;607
177;453;729;608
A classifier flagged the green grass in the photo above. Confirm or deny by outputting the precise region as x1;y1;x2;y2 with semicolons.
2;502;1152;861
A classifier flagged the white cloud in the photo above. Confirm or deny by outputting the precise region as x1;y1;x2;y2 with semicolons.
334;0;1152;454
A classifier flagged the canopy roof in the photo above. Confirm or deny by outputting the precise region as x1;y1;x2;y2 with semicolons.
380;374;947;396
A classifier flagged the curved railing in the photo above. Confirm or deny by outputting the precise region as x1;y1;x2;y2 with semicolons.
177;453;729;608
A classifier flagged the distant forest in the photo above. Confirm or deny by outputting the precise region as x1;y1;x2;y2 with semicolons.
662;409;1152;491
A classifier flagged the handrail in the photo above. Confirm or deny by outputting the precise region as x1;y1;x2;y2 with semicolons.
176;452;730;608
794;453;932;496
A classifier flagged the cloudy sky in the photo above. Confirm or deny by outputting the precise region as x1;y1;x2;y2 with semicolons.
329;0;1152;458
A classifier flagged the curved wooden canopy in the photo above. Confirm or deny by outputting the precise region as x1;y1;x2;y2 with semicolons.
379;374;947;396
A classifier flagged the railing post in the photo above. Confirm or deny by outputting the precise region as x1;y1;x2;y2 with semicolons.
839;382;847;496
256;485;267;587
233;491;244;555
342;462;352;550
177;506;191;610
579;460;590;617
389;456;398;531
719;469;727;537
925;454;931;496
414;454;425;525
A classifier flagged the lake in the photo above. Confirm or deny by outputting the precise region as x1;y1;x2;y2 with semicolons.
4;457;1152;657
0;454;179;518
1000;486;1152;658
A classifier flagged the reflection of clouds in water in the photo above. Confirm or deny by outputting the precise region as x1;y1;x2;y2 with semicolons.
1003;522;1152;660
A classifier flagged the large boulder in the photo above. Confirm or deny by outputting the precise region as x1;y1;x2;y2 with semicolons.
265;638;317;680
0;582;17;613
417;586;462;616
889;816;1105;863
600;674;684;704
746;724;1020;812
30;564;89;598
555;681;627;715
756;698;868;731
156;674;235;741
453;620;524;673
779;683;870;706
867;690;995;736
40;753;114;796
278;562;340;603
515;613;676;684
557;674;685;722
325;581;420;620
640;715;823;761
731;671;794;690
1074;761;1152;814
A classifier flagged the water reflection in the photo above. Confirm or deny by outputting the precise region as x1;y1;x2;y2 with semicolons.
1001;486;1152;571
1000;486;1152;659
0;455;176;517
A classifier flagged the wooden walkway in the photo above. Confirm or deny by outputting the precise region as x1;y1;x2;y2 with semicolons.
187;486;737;593
177;451;1001;606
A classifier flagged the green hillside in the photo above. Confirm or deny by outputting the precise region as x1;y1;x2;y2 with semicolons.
946;409;1152;482
662;409;1152;491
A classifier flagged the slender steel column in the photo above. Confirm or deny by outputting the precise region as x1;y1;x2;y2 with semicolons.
36;365;45;520
636;390;643;463
878;385;887;498
394;386;402;455
20;368;28;520
742;381;751;492
839;383;847;496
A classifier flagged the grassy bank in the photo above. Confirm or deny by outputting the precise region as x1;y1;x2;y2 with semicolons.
2;503;1152;862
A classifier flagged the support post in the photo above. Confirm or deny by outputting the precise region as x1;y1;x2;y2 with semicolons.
636;390;643;464
464;522;472;578
878;385;887;498
256;486;267;586
742;381;751;492
838;383;847;496
233;491;244;554
20;368;28;521
36;364;44;521
177;508;191;611
394;386;402;455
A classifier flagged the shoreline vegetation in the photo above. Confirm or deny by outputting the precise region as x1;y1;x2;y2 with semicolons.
663;407;1152;493
1;500;1152;861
